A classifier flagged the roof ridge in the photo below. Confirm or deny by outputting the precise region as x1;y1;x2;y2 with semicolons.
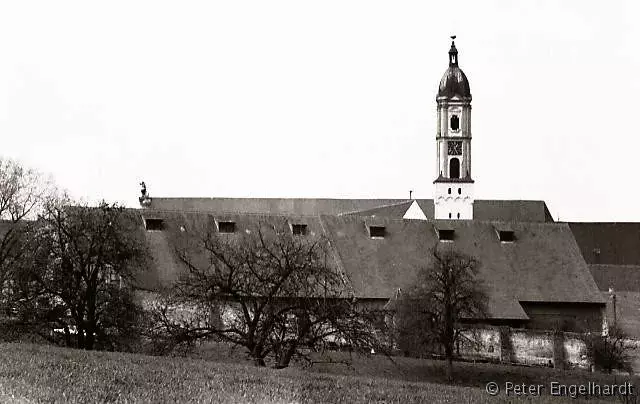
136;208;322;218
150;197;404;202
338;200;413;217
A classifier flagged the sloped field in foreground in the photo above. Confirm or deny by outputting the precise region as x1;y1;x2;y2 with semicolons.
0;343;628;403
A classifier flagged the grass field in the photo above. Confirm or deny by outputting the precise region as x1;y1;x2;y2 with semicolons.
0;342;637;403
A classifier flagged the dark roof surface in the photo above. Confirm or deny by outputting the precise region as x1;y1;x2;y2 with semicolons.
145;198;554;223
137;210;603;321
438;65;471;99
145;198;405;217
568;223;640;265
341;201;413;218
321;216;603;317
438;40;471;100
588;264;640;292
136;211;341;291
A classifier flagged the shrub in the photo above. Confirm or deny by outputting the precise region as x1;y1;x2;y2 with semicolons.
585;325;634;374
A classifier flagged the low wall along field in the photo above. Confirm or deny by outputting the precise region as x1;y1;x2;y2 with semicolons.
458;328;589;369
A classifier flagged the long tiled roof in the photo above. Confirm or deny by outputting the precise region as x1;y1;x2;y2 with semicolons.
144;197;554;223
568;222;640;265
588;264;640;292
136;210;603;321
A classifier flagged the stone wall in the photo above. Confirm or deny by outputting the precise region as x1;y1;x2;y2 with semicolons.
457;327;589;369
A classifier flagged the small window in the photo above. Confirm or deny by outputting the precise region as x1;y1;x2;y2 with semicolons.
292;224;308;236
457;212;460;219
499;231;515;242
218;221;236;233
369;226;385;238
458;188;461;195
448;188;451;194
450;115;459;131
144;218;164;231
438;229;455;241
448;213;452;219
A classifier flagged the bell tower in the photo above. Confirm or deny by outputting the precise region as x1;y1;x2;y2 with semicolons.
434;36;474;220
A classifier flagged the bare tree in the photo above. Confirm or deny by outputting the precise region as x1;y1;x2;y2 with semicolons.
18;200;151;350
151;219;381;368
394;247;488;382
586;325;635;374
0;157;53;316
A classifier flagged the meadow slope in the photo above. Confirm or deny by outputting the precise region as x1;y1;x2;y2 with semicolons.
0;343;633;403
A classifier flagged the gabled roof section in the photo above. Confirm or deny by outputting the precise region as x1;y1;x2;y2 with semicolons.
474;200;554;223
588;264;640;292
341;201;413;218
336;199;552;223
320;216;603;319
133;210;340;291
403;200;428;220
568;222;640;265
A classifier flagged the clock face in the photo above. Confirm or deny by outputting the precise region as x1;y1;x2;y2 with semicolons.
448;141;462;156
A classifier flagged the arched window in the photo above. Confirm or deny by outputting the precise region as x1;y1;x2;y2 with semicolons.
450;115;459;131
458;188;461;195
449;158;460;179
448;213;452;219
457;212;460;219
448;188;451;194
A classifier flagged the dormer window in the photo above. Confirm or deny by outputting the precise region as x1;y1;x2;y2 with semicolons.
144;218;164;231
369;226;386;239
292;224;308;236
218;221;236;233
438;229;455;241
498;230;515;242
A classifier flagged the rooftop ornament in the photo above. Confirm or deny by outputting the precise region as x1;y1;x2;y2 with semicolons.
139;181;152;207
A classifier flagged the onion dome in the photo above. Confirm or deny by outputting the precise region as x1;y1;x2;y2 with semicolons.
437;36;471;100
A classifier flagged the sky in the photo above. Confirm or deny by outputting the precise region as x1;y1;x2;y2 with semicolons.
0;1;638;222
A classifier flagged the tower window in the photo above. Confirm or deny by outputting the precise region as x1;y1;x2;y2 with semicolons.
448;188;451;194
458;188;462;195
449;158;460;179
218;221;236;233
448;213;452;219
292;224;308;236
369;226;386;238
457;212;461;219
450;115;459;131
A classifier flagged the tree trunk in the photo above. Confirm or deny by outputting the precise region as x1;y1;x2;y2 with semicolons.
275;342;297;369
85;326;95;350
76;327;85;349
64;326;72;347
445;341;454;383
251;344;266;367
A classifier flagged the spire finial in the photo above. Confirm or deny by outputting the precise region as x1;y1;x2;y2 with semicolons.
448;35;458;66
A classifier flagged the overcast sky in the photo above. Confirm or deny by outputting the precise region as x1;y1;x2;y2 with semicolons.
0;1;638;221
